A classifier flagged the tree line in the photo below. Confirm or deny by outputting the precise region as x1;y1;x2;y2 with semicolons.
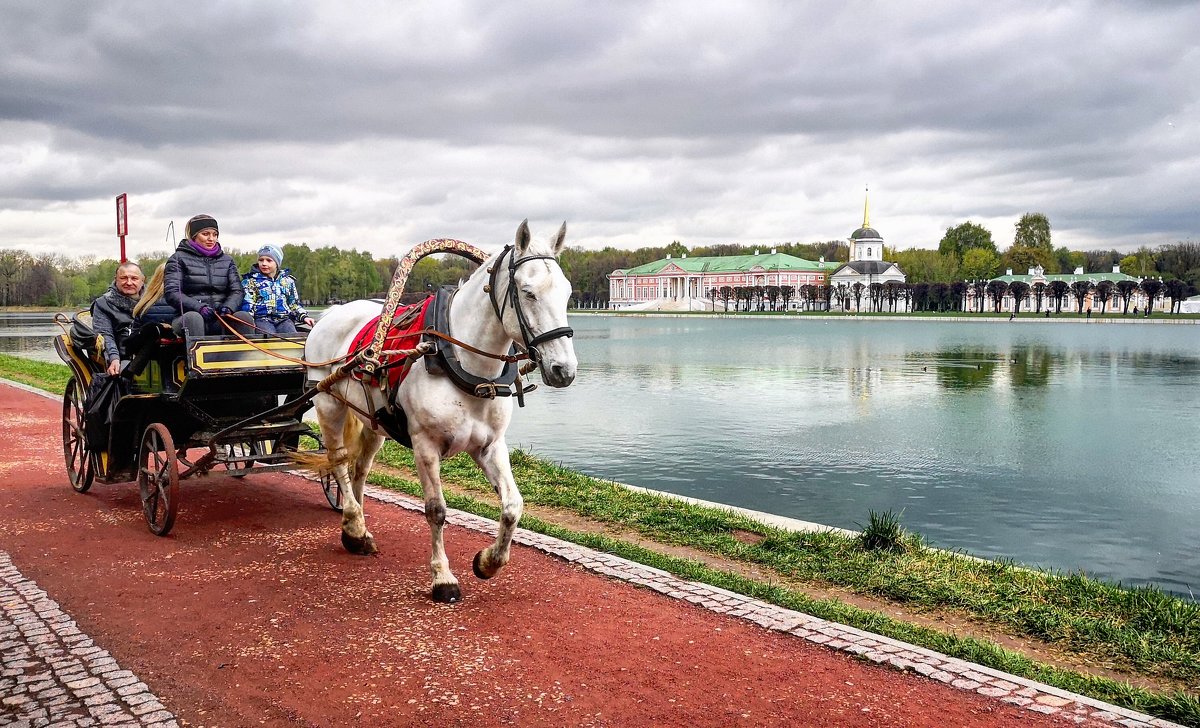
0;213;1195;309
894;213;1200;295
0;244;412;309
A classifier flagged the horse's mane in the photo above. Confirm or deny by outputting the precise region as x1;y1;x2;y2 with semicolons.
133;263;165;318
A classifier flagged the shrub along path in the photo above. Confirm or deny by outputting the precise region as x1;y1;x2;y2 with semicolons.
0;380;1172;727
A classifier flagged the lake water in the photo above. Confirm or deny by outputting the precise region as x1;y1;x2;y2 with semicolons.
505;314;1200;599
4;311;1198;598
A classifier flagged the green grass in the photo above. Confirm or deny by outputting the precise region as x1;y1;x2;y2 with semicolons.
366;466;1200;726
372;442;1200;724
856;509;908;553
3;355;1198;725
0;354;72;393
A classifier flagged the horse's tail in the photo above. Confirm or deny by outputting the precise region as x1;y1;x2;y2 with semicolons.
289;415;367;480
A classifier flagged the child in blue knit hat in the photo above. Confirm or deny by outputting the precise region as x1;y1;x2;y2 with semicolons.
240;244;315;334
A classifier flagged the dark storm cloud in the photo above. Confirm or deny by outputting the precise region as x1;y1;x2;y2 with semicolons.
1;1;1197;255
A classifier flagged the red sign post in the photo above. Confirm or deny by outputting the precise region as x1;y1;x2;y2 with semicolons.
115;193;128;262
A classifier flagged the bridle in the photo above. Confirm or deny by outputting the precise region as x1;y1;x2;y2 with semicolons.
486;245;574;368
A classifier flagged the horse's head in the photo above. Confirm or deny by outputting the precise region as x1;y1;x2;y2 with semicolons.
496;220;577;388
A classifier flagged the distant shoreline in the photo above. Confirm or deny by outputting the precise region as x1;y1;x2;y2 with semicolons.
4;305;1196;324
569;310;1200;324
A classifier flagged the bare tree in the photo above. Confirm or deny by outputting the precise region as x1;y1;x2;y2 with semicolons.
1008;281;1030;314
1031;282;1047;313
1139;278;1164;315
869;282;884;312
986;280;1009;312
1164;279;1188;314
764;285;781;311
884;281;903;312
779;285;796;311
970;280;987;312
0;249;32;307
948;281;967;311
1048;280;1070;313
1069;280;1093;313
717;286;734;312
1115;280;1138;314
1093;280;1114;314
850;282;866;311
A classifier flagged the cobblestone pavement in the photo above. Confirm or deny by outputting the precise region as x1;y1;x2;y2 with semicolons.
0;378;1184;727
0;554;177;728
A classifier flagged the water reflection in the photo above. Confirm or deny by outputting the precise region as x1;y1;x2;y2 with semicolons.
0;313;68;362
505;316;1200;598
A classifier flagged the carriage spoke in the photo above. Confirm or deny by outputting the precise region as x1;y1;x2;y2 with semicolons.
138;423;179;536
61;377;94;493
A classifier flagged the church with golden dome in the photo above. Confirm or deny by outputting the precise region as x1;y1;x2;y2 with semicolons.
828;188;906;310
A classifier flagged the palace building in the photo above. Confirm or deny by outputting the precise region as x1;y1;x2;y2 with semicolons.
607;249;828;310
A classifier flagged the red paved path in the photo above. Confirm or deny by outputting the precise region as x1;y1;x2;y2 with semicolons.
0;381;1092;727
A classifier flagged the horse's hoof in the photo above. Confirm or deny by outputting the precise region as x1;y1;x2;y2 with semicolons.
341;530;378;555
432;583;462;603
472;551;493;580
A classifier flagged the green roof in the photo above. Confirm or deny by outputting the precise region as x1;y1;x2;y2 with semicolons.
616;252;826;276
994;271;1138;284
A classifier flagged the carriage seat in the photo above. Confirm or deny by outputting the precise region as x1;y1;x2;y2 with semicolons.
65;313;107;374
122;322;184;378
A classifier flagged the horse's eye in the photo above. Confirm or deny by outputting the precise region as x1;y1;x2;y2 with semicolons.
523;291;537;301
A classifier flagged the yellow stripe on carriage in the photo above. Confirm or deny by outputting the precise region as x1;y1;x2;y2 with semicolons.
190;340;307;371
54;334;96;389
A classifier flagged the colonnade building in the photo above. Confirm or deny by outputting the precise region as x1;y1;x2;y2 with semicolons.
607;249;828;310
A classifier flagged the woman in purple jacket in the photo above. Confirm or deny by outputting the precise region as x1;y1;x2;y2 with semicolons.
163;214;254;338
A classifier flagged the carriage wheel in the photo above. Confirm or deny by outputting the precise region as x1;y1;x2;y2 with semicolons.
321;474;343;512
138;423;180;536
61;377;94;493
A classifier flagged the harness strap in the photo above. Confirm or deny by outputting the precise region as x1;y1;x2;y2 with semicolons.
526;326;574;350
424;285;522;398
487;245;574;367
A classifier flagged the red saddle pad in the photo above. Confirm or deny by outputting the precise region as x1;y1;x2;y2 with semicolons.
349;297;433;389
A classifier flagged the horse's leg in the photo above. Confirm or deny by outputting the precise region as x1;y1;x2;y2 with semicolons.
469;442;523;580
314;396;375;555
411;437;461;603
349;425;386;544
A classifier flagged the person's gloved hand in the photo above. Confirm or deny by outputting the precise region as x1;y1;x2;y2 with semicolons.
218;306;233;316
198;305;216;322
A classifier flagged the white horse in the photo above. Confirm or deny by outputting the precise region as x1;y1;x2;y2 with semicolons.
303;221;577;603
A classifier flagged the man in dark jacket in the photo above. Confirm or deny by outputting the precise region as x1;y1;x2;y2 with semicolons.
164;214;254;338
91;262;144;375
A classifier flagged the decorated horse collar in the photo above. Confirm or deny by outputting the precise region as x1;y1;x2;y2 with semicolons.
422;285;531;403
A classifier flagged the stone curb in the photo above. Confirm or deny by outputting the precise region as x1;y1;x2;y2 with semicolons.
363;485;1183;728
0;553;178;728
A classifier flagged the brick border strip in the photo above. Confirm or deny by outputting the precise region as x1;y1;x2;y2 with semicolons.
0;553;178;728
364;485;1182;728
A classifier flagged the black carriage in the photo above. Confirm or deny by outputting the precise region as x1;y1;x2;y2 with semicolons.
54;318;341;536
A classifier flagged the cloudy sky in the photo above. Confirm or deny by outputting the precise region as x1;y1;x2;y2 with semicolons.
2;1;1197;261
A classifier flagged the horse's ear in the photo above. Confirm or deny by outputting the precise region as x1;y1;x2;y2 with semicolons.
515;219;531;254
552;221;567;255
